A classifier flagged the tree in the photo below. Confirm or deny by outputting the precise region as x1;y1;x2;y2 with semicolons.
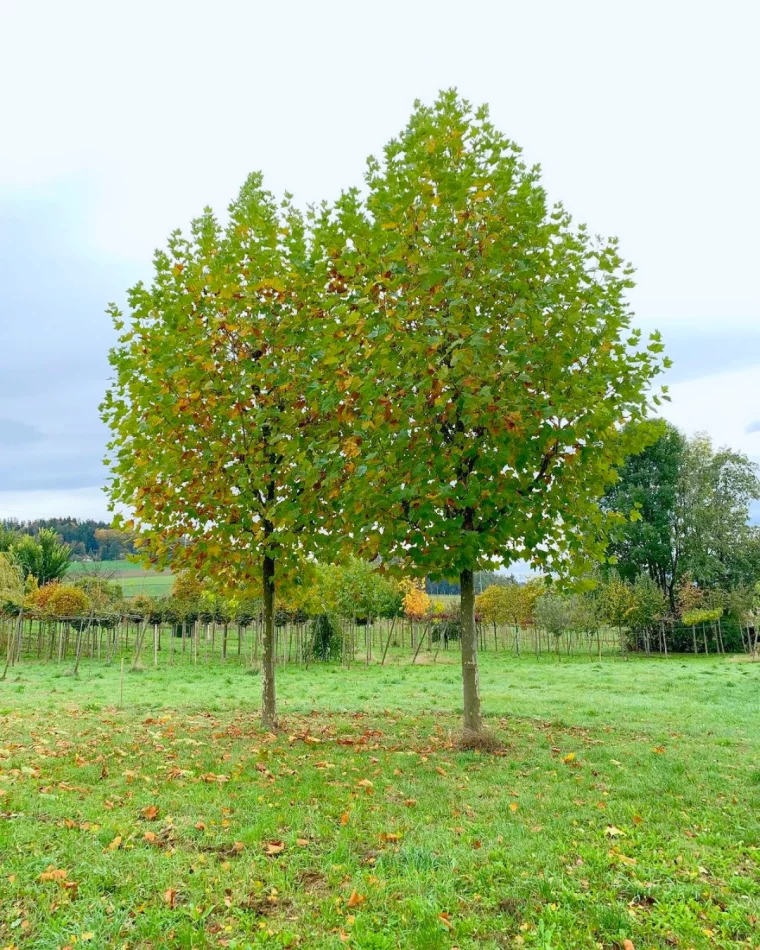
603;420;685;608
12;528;71;585
102;174;334;729
605;427;760;603
0;552;24;612
678;435;760;589
534;592;571;655
315;91;665;735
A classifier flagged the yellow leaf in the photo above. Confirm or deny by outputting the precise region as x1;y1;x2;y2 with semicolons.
563;752;576;763
509;802;519;813
107;835;122;851
604;825;626;838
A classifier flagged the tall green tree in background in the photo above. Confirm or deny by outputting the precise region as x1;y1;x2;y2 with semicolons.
12;528;71;585
314;91;666;735
102;174;336;729
605;425;760;601
603;420;685;609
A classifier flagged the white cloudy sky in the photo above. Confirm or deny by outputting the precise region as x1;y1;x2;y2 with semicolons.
0;0;758;523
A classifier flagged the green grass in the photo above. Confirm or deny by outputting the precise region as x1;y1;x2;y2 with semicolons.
65;560;174;596
1;653;759;948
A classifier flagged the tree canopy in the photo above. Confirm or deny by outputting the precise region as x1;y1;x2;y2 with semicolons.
312;91;667;732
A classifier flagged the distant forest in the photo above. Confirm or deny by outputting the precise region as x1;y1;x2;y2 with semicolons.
0;519;135;561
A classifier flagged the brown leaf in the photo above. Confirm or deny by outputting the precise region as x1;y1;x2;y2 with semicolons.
347;889;365;907
163;887;178;908
141;804;159;821
263;840;285;856
107;835;122;851
39;866;68;882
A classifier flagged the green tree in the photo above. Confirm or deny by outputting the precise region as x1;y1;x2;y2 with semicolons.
603;420;685;608
315;91;666;734
678;435;760;589
0;552;24;611
102;174;334;729
12;528;71;585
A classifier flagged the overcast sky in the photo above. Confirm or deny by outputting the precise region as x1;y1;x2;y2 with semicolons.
1;0;758;525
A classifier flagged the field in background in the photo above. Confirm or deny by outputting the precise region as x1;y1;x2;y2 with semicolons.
65;560;174;596
1;654;759;948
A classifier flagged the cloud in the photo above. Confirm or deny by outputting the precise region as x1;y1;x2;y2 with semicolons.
661;365;760;469
747;420;760;435
0;418;43;446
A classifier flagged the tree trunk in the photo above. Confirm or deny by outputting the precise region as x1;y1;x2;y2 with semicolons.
459;568;482;735
261;554;277;730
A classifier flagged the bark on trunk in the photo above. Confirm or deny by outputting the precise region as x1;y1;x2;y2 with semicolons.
261;553;278;730
460;568;482;734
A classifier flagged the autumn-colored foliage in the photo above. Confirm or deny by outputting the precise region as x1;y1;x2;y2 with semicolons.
26;583;90;618
400;579;431;621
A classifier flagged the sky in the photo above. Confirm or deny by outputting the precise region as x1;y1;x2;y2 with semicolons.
1;0;758;525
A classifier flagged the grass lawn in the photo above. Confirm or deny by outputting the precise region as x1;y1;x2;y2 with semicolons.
65;561;174;597
1;653;759;949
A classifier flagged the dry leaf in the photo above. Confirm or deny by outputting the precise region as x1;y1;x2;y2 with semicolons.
263;840;285;856
604;825;626;838
39;866;67;882
347;889;365;907
141;804;159;820
563;752;576;763
509;802;519;813
107;835;122;851
163;888;178;908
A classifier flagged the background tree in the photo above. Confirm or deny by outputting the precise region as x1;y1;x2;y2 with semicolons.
605;427;760;603
603;420;684;608
12;528;71;585
315;91;666;736
0;552;24;612
102;174;335;729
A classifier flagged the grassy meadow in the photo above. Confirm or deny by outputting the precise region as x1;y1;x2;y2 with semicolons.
65;561;174;597
1;653;759;949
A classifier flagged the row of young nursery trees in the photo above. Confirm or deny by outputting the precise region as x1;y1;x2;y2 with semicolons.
100;91;669;736
3;546;758;678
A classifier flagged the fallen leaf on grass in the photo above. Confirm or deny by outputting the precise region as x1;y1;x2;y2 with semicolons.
509;802;518;813
563;752;575;763
340;811;350;826
439;912;454;931
39;866;68;882
623;941;635;950
143;831;157;843
107;835;123;851
263;840;285;856
652;746;665;754
347;889;365;908
141;804;159;820
404;799;417;808
296;838;309;846
604;825;626;838
163;888;178;908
